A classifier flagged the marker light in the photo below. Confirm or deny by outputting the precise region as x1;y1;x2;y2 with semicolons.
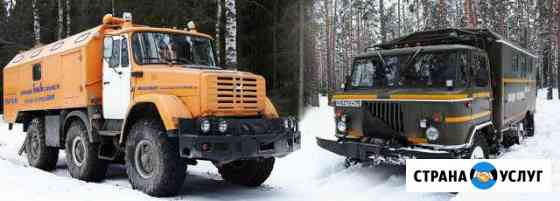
187;21;197;31
433;113;442;123
419;119;428;128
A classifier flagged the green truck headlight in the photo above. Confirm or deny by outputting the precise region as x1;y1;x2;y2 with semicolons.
283;118;291;130
426;126;440;141
337;120;347;133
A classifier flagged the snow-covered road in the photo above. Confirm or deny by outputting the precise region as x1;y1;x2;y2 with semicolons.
1;91;559;201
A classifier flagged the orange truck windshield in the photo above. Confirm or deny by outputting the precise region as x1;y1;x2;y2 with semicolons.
132;32;217;67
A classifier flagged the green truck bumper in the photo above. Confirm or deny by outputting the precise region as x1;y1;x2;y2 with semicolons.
316;137;465;164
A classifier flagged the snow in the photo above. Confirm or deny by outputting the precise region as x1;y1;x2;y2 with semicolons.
1;90;559;200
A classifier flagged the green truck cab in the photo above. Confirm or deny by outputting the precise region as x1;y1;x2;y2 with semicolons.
317;29;537;164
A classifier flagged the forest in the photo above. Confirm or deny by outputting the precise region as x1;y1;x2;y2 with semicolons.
1;0;560;115
313;0;560;100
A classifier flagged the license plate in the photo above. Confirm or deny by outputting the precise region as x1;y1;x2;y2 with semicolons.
335;100;362;107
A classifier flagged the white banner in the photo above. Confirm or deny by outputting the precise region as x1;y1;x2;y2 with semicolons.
406;159;552;192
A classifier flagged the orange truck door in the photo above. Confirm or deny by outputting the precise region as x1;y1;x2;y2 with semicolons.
61;51;83;107
102;35;131;119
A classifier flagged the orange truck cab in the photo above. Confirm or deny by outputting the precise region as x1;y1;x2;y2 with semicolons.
2;13;300;196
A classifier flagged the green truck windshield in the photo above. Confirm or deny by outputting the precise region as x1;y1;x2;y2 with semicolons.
349;50;468;89
132;32;217;67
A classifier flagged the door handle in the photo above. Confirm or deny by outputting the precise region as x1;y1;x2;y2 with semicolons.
103;81;110;85
131;71;144;78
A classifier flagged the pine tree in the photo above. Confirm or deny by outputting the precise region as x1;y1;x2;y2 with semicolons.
225;0;238;67
77;0;91;32
421;0;436;30
6;0;34;48
216;0;223;66
111;0;115;15
435;0;447;29
555;0;560;99
0;0;7;67
66;0;71;36
38;0;59;43
298;0;305;115
324;0;332;96
397;0;401;37
272;0;279;88
305;0;319;107
0;1;7;32
379;0;386;42
538;0;554;99
58;0;64;39
0;0;34;79
32;0;41;44
328;0;337;99
0;0;5;113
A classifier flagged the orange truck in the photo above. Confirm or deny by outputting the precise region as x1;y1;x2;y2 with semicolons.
2;13;300;196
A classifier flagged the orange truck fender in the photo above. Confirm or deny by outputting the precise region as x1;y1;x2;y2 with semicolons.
119;94;192;144
263;97;279;118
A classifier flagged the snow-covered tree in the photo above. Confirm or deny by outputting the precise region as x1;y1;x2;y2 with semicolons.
58;0;64;39
66;0;71;36
216;0;223;66
225;0;237;67
32;0;40;44
379;0;386;41
0;1;7;27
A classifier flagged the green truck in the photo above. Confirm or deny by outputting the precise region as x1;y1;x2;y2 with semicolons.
317;29;537;164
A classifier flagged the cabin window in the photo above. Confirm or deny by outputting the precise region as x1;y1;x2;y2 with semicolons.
32;63;42;81
511;52;519;74
132;32;217;67
74;32;90;43
409;51;468;88
350;59;376;88
12;54;25;63
110;38;121;68
103;37;113;63
349;54;409;88
528;58;533;73
121;38;129;67
473;54;489;87
30;49;42;58
516;54;522;77
520;56;527;76
348;50;468;89
50;41;64;51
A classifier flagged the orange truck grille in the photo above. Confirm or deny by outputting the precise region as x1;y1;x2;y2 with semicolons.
204;75;265;115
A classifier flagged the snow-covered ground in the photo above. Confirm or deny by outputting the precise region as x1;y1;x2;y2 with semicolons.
1;91;559;201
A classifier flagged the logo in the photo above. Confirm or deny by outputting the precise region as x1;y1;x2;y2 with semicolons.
470;162;497;190
406;159;552;192
235;84;243;91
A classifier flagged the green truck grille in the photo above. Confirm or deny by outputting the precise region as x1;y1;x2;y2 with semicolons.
365;102;405;133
